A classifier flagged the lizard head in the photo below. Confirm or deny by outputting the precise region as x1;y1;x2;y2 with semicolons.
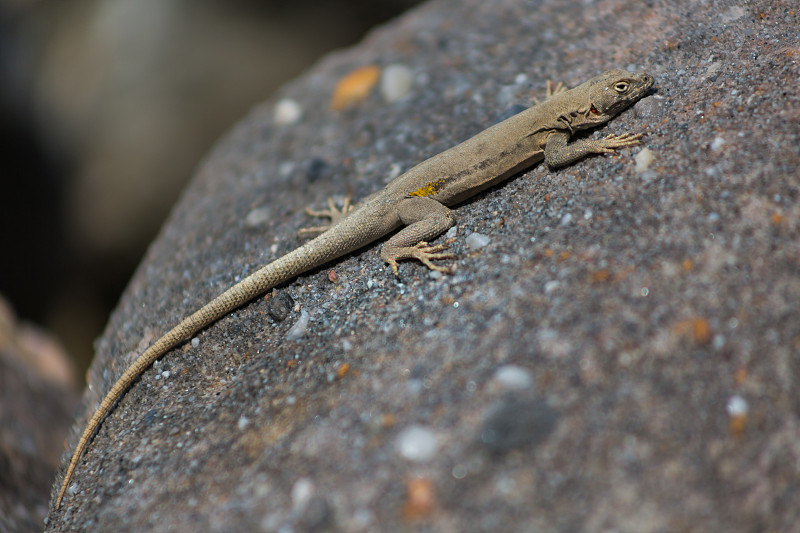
564;69;654;131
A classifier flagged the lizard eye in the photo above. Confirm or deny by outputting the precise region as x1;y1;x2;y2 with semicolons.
614;81;630;93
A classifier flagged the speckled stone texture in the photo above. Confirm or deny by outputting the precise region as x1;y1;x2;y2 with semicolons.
47;0;800;531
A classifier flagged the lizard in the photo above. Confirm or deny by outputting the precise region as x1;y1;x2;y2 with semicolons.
55;68;654;508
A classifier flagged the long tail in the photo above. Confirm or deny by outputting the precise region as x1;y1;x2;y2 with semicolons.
55;229;352;508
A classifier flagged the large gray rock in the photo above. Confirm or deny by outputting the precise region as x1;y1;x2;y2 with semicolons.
48;0;800;531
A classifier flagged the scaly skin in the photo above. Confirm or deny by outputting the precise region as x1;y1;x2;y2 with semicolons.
56;69;653;508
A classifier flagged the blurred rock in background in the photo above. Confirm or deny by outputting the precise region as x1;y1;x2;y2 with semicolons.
0;0;422;375
0;293;78;532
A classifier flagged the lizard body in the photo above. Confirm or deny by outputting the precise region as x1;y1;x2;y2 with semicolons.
56;69;653;508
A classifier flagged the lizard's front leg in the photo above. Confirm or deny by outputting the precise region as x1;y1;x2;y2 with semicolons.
298;196;354;236
544;130;643;168
381;196;456;275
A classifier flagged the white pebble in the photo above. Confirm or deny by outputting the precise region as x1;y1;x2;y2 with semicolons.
237;415;250;430
465;232;491;249
161;370;170;379
726;395;748;416
544;280;560;294
286;310;310;341
245;207;272;227
191;337;200;348
634;147;654;172
380;64;414;103
491;365;533;391
291;478;315;512
273;98;303;125
395;425;439;462
710;137;726;151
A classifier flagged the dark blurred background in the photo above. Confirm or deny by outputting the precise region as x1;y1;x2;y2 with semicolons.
0;0;423;381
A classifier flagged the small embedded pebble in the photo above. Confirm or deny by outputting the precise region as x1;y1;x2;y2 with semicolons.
273;98;303;125
726;395;748;417
380;64;414;103
726;394;749;436
291;477;315;512
634;147;654;172
298;496;333;531
490;365;533;391
245;207;272;227
191;337;200;348
268;290;294;321
237;415;250;430
544;280;560;294
465;232;490;249
710;137;726;151
479;397;558;454
396;425;439;462
286;310;310;341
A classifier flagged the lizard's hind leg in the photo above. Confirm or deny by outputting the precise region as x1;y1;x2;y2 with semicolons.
298;197;354;236
380;197;457;275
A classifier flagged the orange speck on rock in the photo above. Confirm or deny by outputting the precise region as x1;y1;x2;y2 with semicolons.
729;414;747;437
590;269;611;282
402;477;436;519
673;316;712;345
287;360;297;369
331;65;381;110
380;413;396;428
336;362;350;379
558;251;571;261
328;269;339;283
682;259;693;271
771;212;783;226
691;317;712;344
734;367;748;386
544;248;554;257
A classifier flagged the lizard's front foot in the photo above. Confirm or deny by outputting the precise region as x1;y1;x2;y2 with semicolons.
596;132;644;153
298;197;354;236
385;241;457;276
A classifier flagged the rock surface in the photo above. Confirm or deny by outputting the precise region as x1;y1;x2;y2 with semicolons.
48;0;800;531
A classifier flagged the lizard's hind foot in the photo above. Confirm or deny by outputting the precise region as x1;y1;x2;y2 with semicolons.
298;197;354;236
384;241;457;276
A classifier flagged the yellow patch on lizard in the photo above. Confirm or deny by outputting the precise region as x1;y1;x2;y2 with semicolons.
407;178;446;197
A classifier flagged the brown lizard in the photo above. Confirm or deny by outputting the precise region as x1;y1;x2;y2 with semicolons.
56;69;654;508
